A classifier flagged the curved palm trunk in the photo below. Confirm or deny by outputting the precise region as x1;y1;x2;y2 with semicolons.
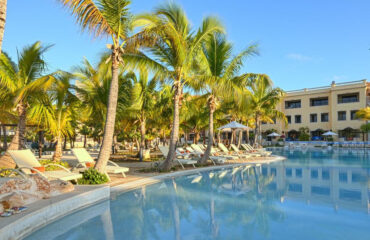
237;130;243;148
160;81;181;171
52;134;62;161
201;99;215;164
139;118;146;162
0;0;7;52
95;49;120;173
38;130;44;158
0;103;26;168
2;124;7;150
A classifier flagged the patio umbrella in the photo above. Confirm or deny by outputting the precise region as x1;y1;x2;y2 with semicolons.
218;121;249;130
267;132;281;137
218;121;248;145
322;131;338;136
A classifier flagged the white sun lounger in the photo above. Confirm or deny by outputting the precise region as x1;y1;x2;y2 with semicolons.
158;146;197;169
8;149;82;182
230;144;259;157
242;144;272;156
190;144;227;164
71;148;129;177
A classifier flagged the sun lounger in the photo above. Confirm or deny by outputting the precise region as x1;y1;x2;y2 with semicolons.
71;148;129;177
230;144;259;157
241;144;272;156
216;143;241;162
158;146;197;169
8;149;82;182
190;144;227;164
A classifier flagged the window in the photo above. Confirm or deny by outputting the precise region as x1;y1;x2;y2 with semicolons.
339;172;347;182
295;168;302;178
310;114;317;123
286;168;292;177
288;183;302;193
322;170;330;180
287;115;291;124
338;111;346;121
310;97;328;106
338;93;359;104
295;115;301;124
339;189;361;201
350;110;358;120
311;186;330;196
311;169;318;179
321;113;329;122
285;100;301;109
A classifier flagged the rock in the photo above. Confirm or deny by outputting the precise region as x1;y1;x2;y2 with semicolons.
0;175;75;210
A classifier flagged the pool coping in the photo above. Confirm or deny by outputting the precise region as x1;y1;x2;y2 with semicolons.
0;185;110;240
0;155;285;240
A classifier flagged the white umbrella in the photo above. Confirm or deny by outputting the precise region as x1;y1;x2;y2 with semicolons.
267;132;280;137
322;131;338;136
218;121;248;130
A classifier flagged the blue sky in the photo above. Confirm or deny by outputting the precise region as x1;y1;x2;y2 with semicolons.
4;0;370;90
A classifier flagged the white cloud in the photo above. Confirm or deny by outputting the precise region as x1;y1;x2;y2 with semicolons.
286;53;312;61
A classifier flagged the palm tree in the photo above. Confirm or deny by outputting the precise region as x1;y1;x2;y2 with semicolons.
0;42;55;167
194;33;258;164
244;74;286;146
29;73;79;161
79;125;91;148
127;68;157;161
0;0;7;52
59;0;134;173
137;2;224;170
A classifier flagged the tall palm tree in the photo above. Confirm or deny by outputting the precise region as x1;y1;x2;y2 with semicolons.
127;68;157;161
194;33;258;164
29;73;79;161
0;42;55;167
244;74;286;146
0;0;7;52
137;2;224;170
59;0;134;173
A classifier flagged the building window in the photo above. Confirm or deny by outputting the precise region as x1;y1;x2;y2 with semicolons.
338;93;359;104
287;115;291;124
350;110;358;120
310;114;317;123
295;168;302;178
322;170;330;180
321;113;329;122
311;169;318;179
286;168;292;177
295;115;301;123
338;111;346;121
339;172;347;182
285;100;301;109
310;97;328;106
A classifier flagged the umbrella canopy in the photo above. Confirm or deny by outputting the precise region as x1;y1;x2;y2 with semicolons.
267;132;281;137
218;121;248;130
322;131;338;136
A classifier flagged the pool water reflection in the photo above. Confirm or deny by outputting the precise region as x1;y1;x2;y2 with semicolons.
25;148;370;240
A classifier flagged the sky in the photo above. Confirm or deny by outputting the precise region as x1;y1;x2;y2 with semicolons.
4;0;370;90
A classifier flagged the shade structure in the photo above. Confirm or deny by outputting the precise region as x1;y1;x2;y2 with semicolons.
218;121;248;130
322;131;338;136
267;132;280;137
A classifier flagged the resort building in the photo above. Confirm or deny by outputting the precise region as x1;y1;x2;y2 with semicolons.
261;79;370;140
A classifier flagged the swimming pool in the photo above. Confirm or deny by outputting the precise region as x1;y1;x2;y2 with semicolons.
25;148;370;240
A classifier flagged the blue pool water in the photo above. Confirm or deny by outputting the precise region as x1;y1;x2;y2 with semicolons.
25;148;370;240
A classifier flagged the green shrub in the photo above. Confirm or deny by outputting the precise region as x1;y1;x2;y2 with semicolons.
0;168;19;177
39;159;70;171
77;168;109;185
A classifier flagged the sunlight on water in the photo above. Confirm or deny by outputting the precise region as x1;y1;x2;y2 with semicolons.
25;148;370;240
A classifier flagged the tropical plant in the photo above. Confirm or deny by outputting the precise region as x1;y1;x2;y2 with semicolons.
137;2;224;170
127;68;158;161
77;168;109;184
59;0;135;173
243;74;286;146
355;107;370;121
298;127;310;141
29;72;79;161
194;33;258;163
0;42;55;167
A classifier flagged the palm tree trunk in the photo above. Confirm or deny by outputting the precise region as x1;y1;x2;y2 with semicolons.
95;48;120;173
160;81;181;171
83;134;87;148
0;0;7;53
237;130;243;148
2;124;6;150
246;128;250;144
254;115;259;146
217;131;220;144
52;134;62;161
201;100;214;164
38;130;44;158
139;118;146;162
0;103;26;168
